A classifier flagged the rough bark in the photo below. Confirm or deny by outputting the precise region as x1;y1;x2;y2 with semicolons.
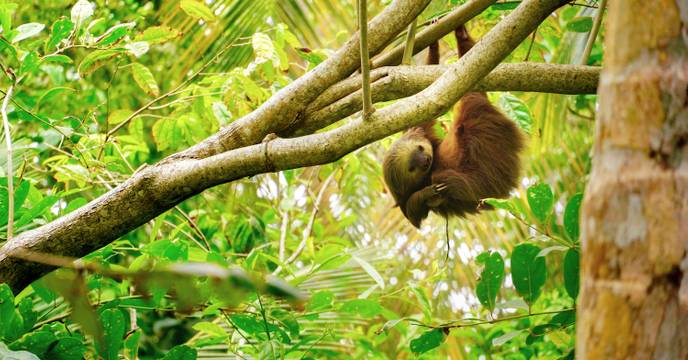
0;0;572;293
577;0;688;358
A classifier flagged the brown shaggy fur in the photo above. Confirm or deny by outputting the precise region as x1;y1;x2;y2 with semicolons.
383;25;524;228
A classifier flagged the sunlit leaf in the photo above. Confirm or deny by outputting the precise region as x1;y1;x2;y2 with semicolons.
161;345;197;360
351;254;385;289
134;26;180;44
71;0;95;25
78;49;123;76
130;62;160;97
96;22;135;46
12;23;44;43
492;329;524;346
340;299;383;318
46;18;73;49
179;0;215;22
475;251;504;312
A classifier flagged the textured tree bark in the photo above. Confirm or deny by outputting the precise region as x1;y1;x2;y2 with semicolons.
577;0;688;358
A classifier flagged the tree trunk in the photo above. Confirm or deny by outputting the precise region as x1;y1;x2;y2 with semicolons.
578;0;688;358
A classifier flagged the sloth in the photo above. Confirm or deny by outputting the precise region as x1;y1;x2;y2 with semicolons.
383;25;524;228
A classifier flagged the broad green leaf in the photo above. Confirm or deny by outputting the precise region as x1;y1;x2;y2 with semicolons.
96;22;135;46
511;243;547;304
228;314;264;335
44;337;86;360
564;193;583;242
551;310;576;327
567;17;593;33
134;26;180;44
108;109;132;125
0;2;18;34
98;309;125;360
484;198;517;214
16;297;36;334
162;345;196;360
43;54;72;64
527;183;554;223
492;329;525;346
410;329;445;354
475;251;504;312
46;18;73;49
8;331;57;358
71;0;94;25
0;178;31;227
351;254;385;289
340;299;383;318
19;51;39;76
192;321;227;337
306;290;334;311
179;0;215;22
564;249;580;300
130;63;159;96
78;49;123;76
0;283;17;340
123;330;141;360
12;23;44;43
499;93;533;134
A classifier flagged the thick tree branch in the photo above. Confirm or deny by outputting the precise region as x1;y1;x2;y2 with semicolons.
174;0;432;160
0;0;572;293
300;63;599;134
371;0;496;68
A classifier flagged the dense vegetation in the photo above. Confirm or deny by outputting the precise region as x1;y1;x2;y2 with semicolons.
0;0;603;358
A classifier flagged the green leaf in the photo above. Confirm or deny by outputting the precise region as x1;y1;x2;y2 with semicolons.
78;49;123;76
0;178;31;227
19;51;39;76
162;345;197;360
123;330;141;360
179;0;215;21
567;16;593;33
0;2;18;34
306;290;334;311
134;26;180;44
11;22;44;43
130;62;160;97
192;321;227;337
483;198;517;214
475;251;504;312
44;337;87;360
46;18;74;49
16;297;36;334
564;193;583;242
96;22;134;46
410;329;445;354
228;314;264;335
340;299;383;318
98;309;125;360
564;249;580;300
499;93;533;134
511;243;547;304
43;54;72;64
0;283;18;340
8;331;57;358
527;183;554;223
551;310;576;327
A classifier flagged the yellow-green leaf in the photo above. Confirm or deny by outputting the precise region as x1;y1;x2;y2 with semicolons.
130;62;159;96
179;0;215;22
134;26;180;45
78;48;122;76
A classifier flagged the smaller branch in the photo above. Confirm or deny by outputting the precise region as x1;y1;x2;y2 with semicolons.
524;26;538;61
273;171;336;276
433;308;575;330
358;0;373;118
401;19;418;65
580;0;606;65
1;85;14;241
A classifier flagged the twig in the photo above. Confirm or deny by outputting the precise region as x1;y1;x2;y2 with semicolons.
1;85;14;241
401;19;418;65
272;171;336;276
524;26;538;61
430;308;575;330
580;0;606;65
358;0;373;118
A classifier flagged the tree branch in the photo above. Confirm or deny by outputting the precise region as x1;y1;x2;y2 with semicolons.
0;0;573;293
371;0;497;68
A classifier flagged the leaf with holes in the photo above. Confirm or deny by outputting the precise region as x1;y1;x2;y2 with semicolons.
179;0;215;21
527;183;554;223
564;193;583;242
46;18;73;49
475;251;504;312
